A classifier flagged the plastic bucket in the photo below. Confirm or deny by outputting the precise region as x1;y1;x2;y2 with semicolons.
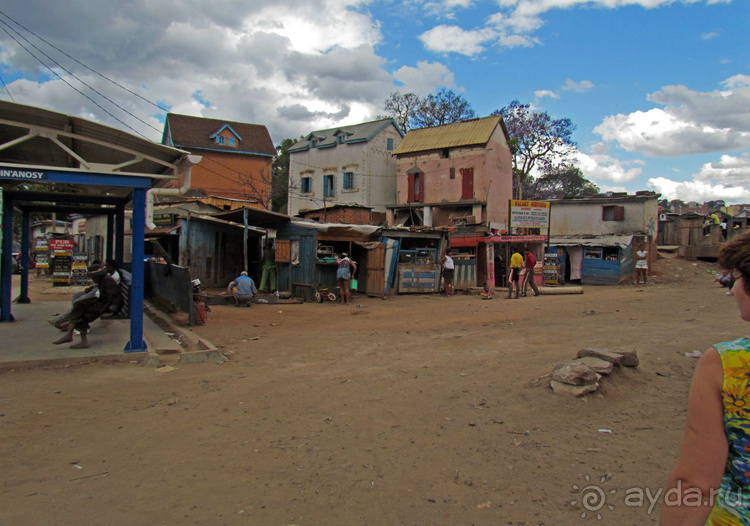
350;278;358;291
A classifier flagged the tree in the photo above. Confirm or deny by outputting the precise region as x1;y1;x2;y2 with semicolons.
383;89;477;132
383;92;422;133
238;166;274;210
271;138;295;213
493;100;577;200
412;89;477;129
533;166;599;199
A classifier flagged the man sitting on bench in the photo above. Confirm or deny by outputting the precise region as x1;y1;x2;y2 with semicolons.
53;263;123;348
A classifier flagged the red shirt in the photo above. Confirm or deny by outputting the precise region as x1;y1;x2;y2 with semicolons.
525;253;536;269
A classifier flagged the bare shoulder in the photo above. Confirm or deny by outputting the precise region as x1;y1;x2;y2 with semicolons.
695;347;723;390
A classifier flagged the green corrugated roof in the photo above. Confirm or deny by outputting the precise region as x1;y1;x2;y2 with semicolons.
392;115;503;155
288;118;401;152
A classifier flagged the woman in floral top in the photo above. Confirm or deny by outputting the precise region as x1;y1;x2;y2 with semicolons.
662;230;750;525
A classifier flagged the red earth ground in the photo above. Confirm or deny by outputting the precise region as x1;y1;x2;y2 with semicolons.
0;257;741;525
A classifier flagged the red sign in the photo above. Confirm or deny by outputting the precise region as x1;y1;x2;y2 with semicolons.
49;238;75;251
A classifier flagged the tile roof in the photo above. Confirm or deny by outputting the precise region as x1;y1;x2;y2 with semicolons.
288;118;401;152
392;115;505;155
163;113;276;157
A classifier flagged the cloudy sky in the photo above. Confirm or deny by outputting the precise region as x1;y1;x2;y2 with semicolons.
0;0;747;203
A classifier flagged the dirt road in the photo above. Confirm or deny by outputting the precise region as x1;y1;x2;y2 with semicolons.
0;258;741;525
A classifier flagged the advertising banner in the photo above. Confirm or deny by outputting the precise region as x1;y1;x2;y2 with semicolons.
510;200;550;228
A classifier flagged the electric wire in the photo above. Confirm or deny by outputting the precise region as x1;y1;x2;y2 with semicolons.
0;17;157;139
0;22;147;140
0;10;167;114
0;71;13;101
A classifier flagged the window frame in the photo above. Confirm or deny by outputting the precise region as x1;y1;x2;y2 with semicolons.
323;174;336;197
343;171;355;190
602;205;625;221
300;176;312;194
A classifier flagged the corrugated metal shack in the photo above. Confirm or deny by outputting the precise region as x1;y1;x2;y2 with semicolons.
548;234;637;285
275;221;383;300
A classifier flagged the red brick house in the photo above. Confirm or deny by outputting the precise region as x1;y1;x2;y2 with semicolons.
162;114;277;208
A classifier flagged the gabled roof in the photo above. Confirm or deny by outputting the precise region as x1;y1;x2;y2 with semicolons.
289;118;403;153
392;115;507;156
163;113;276;157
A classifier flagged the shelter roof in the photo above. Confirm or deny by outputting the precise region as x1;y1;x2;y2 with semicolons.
391;115;507;156
0;100;190;202
163;113;276;157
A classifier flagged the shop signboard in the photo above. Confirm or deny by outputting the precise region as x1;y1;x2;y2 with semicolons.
510;200;550;229
49;238;76;285
35;238;49;268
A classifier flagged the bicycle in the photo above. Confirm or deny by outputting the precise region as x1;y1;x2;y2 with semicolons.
314;283;337;303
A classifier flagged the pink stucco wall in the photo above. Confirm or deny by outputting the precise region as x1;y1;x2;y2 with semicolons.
394;125;513;228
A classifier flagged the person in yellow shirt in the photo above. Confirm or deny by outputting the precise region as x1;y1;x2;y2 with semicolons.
506;247;524;299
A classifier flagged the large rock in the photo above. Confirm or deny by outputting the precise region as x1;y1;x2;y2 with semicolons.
612;349;640;367
573;356;614;375
552;362;598;386
550;379;598;397
577;348;624;365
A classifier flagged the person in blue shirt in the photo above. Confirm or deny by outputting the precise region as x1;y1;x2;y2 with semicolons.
227;271;257;307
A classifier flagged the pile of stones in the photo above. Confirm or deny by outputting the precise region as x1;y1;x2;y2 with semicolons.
550;348;639;397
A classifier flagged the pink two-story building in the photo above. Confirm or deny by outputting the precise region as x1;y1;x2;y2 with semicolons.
387;116;514;289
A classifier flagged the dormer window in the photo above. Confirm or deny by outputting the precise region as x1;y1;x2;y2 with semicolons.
210;124;242;148
311;139;317;147
338;135;345;144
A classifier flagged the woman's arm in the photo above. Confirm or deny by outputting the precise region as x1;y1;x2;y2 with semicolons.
659;348;727;525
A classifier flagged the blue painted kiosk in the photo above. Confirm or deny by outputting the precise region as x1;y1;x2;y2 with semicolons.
0;101;196;352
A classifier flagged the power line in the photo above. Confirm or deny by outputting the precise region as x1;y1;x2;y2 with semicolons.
0;17;158;139
0;10;168;114
0;71;13;101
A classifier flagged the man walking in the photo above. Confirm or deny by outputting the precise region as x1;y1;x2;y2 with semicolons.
507;247;524;299
521;248;541;297
228;271;257;307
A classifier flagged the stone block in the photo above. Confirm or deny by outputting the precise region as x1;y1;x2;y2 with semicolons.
577;348;624;365
552;362;598;386
612;349;640;367
573;357;614;375
550;379;598;397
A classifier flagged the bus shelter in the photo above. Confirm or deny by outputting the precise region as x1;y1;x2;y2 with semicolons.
0;101;197;352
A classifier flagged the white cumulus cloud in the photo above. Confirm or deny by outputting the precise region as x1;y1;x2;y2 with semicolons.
648;154;750;203
418;25;496;55
593;76;750;157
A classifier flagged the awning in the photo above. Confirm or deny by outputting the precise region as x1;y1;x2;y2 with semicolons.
549;234;634;248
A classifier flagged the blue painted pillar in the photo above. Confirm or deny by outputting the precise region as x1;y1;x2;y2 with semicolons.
18;210;31;303
1;192;15;321
115;207;125;266
106;213;114;262
126;189;147;352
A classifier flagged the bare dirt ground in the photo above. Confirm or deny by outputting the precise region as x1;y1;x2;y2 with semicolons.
0;257;743;525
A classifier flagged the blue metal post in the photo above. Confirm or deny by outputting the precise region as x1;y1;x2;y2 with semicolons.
115;206;125;265
1;193;15;321
106;214;114;262
125;189;147;352
18;210;31;303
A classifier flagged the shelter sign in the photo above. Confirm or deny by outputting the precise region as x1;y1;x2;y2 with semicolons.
0;168;48;181
510;200;550;228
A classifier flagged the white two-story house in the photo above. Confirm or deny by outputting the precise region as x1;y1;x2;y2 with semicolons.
287;119;404;218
